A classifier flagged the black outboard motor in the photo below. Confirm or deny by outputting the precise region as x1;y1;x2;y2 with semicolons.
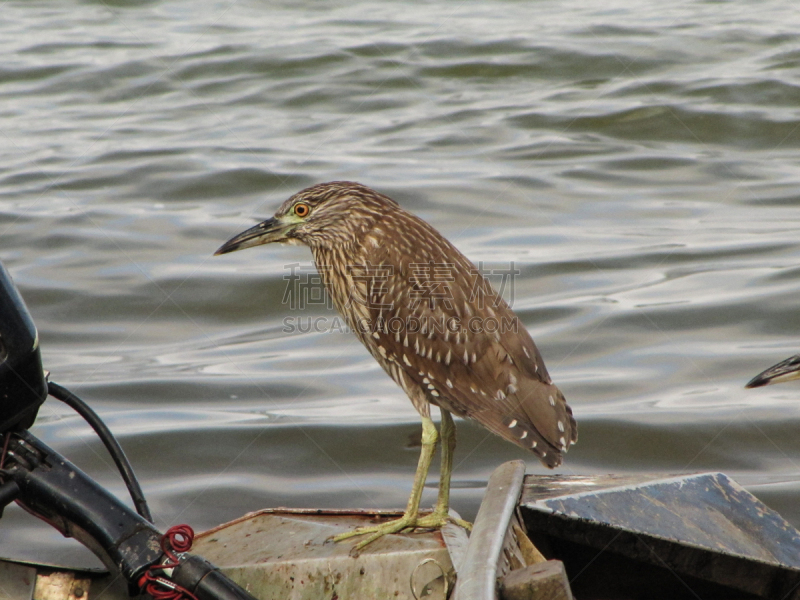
0;263;258;600
0;263;47;433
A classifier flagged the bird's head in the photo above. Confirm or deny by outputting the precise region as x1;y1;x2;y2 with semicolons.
745;354;800;388
214;181;397;255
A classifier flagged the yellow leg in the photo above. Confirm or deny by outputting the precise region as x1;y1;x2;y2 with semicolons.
332;416;439;552
416;409;472;531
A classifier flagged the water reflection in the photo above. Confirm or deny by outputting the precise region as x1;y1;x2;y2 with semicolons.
1;0;800;569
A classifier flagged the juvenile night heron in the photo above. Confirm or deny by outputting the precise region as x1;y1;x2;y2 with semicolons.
746;354;800;388
215;182;577;549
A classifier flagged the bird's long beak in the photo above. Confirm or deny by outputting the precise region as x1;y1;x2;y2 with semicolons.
745;354;800;388
214;217;295;255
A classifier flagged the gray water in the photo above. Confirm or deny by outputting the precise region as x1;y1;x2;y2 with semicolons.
2;0;800;574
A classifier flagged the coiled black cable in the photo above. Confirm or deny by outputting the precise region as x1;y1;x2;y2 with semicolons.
47;381;152;523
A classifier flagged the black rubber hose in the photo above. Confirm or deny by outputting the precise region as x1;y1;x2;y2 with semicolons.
172;555;261;600
47;381;152;523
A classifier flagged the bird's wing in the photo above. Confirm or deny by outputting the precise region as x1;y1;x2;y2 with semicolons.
361;229;576;468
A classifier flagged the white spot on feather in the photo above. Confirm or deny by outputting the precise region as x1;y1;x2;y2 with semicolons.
403;355;412;367
508;419;518;428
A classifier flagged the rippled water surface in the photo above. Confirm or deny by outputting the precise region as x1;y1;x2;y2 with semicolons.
2;0;800;569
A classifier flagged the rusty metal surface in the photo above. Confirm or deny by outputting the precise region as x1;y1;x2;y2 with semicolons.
452;460;526;600
32;572;91;600
3;508;465;600
0;560;37;600
0;559;128;600
441;514;470;575
192;508;456;600
499;561;572;600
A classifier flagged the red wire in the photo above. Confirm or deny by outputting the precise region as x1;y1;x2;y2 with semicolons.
2;436;198;600
139;525;199;600
0;433;10;472
1;436;198;600
160;524;195;563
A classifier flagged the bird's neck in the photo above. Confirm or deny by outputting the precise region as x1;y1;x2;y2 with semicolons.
309;242;372;327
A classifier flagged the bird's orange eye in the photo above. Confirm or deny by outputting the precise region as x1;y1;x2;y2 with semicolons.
294;203;310;218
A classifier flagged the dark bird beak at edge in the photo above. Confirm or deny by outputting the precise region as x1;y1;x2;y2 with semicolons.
214;217;292;255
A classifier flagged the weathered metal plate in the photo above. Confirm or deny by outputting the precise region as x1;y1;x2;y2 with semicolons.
523;472;800;567
441;513;470;574
520;471;800;599
0;560;99;600
0;560;37;600
520;473;676;504
499;560;573;600
32;571;92;600
453;460;527;600
192;508;458;600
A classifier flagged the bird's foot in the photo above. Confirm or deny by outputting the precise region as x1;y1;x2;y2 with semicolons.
416;510;472;532
331;512;419;554
331;510;472;555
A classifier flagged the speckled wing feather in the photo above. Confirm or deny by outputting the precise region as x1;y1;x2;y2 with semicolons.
342;206;577;468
